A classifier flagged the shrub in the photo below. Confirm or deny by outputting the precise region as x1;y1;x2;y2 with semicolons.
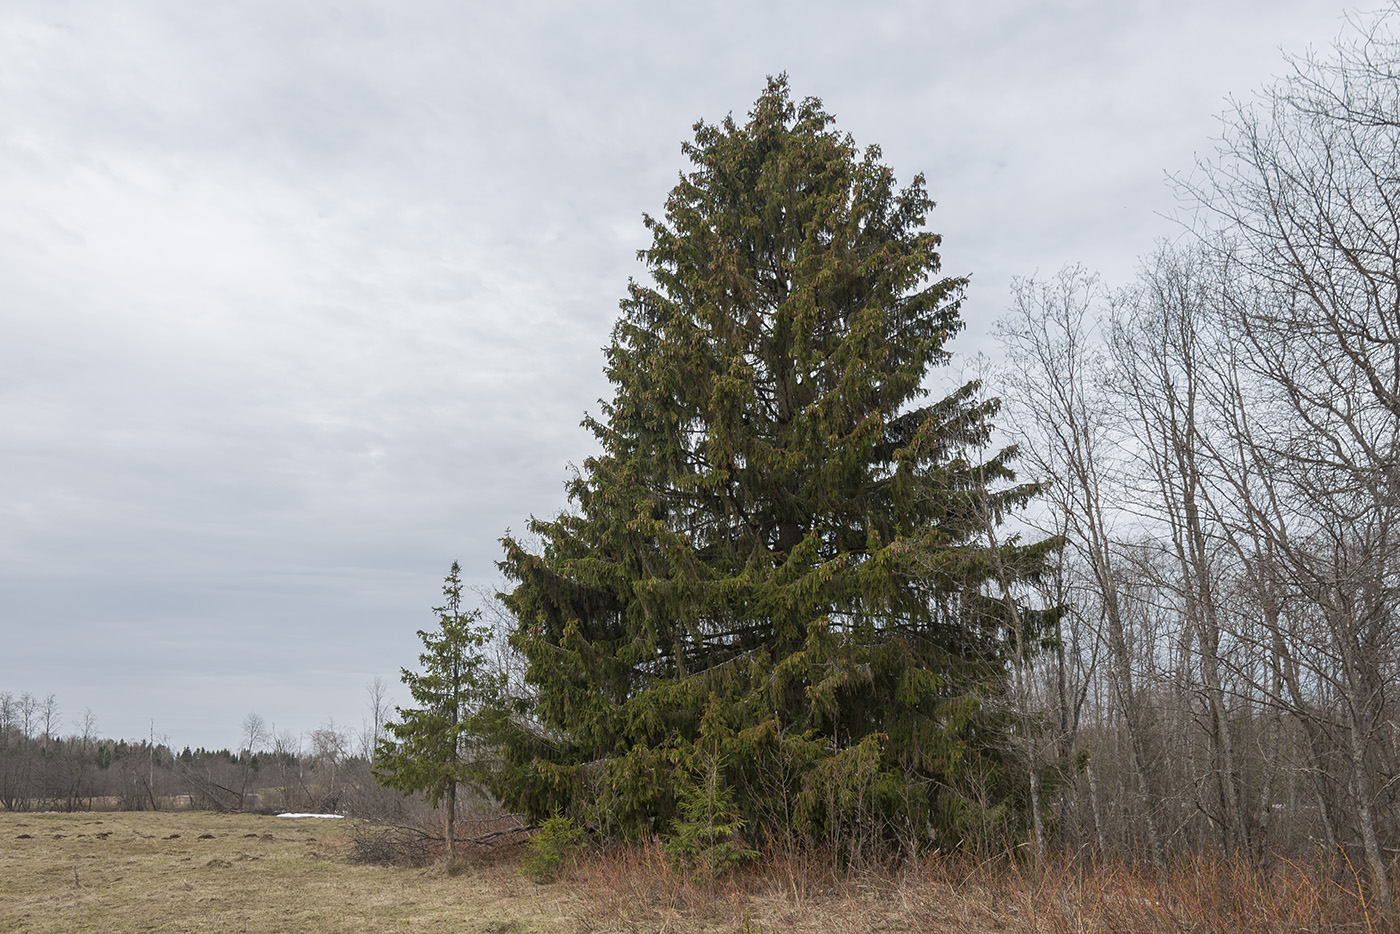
663;761;757;879
519;815;584;882
346;820;434;867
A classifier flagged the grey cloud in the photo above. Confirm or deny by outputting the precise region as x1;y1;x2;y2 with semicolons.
0;0;1355;749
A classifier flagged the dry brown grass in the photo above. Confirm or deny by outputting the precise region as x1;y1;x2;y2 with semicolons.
0;810;573;933
2;811;1392;933
564;840;1394;933
902;848;1394;934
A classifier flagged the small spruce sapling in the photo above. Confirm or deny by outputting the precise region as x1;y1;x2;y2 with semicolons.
663;700;758;878
519;815;585;882
374;562;504;868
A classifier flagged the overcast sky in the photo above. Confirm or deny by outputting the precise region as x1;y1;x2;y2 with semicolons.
1;0;1364;752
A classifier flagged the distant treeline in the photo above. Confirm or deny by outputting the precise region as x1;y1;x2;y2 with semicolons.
0;691;406;817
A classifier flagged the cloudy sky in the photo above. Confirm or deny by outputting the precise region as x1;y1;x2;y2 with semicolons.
1;0;1365;751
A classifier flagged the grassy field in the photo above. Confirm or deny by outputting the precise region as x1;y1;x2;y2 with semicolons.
2;810;1391;933
0;810;575;933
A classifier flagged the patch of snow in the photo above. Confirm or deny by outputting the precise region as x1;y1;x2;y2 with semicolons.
276;812;344;819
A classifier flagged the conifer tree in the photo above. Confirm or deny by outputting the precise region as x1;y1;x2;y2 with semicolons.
499;77;1056;858
375;562;503;867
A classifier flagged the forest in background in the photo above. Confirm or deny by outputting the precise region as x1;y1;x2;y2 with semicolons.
985;9;1400;901
0;686;414;819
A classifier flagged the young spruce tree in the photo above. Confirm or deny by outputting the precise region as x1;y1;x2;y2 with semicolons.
375;562;503;867
499;78;1055;859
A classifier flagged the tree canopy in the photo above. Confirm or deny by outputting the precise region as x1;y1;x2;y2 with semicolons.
497;77;1056;860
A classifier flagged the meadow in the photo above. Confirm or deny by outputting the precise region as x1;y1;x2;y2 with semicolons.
1;810;1390;933
0;810;570;933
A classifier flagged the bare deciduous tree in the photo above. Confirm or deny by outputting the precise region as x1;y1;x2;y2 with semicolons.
1110;243;1254;855
1178;7;1400;901
360;677;390;761
997;267;1165;866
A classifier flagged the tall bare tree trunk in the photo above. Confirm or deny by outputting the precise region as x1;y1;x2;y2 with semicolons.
1085;758;1109;858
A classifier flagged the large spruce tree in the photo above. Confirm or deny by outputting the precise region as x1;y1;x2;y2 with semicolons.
499;78;1054;859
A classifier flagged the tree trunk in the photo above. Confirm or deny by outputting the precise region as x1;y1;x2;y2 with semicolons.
1085;758;1108;858
1028;762;1046;863
1100;577;1164;868
444;781;457;869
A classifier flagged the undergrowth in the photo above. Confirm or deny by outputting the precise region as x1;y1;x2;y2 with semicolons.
552;842;1396;933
